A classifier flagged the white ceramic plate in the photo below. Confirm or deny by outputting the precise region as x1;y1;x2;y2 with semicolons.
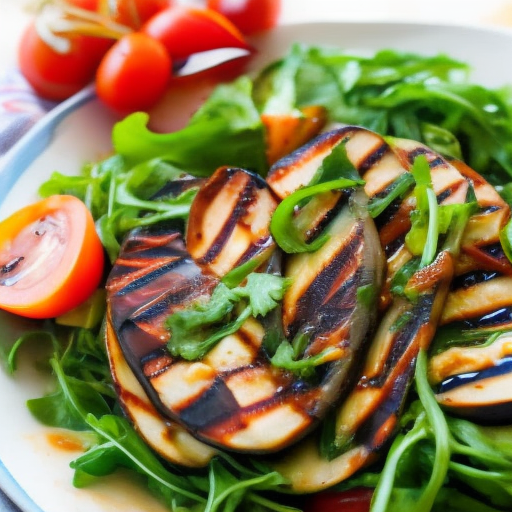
2;20;512;512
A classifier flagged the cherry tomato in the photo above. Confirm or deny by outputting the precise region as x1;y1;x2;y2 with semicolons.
18;0;113;101
67;0;98;10
0;196;105;319
303;488;374;512
141;5;250;61
110;0;174;29
96;32;172;113
207;0;281;35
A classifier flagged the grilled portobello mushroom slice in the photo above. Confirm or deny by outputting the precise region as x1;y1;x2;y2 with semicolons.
107;161;384;453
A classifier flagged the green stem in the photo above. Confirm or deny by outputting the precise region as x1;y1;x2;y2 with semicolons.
370;424;428;512
421;187;439;267
415;349;451;511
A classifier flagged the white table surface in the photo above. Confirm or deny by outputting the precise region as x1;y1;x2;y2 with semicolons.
2;0;512;78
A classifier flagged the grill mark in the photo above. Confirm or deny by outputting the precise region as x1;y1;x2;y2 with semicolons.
123;244;187;261
437;187;454;204
428;156;446;169
141;348;173;378
118;321;170;362
481;242;506;259
373;197;402;230
232;235;274;269
304;191;348;244
481;205;502;214
357;141;389;173
436;179;466;204
237;323;262;351
122;231;182;253
114;256;191;296
268;126;355;176
198;178;258;265
107;258;183;295
150;177;205;200
368;293;435;388
129;273;215;325
286;226;363;338
355;363;414;450
177;377;240;430
199;378;317;440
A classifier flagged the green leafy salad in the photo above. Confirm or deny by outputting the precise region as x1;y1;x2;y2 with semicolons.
4;44;512;512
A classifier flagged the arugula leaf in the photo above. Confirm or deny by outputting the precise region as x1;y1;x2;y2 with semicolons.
205;458;290;512
390;258;421;297
312;140;362;184
72;414;206;507
8;325;114;430
429;325;507;356
253;44;303;115
421;122;463;160
6;330;59;374
369;350;512;512
499;216;512;264
72;415;295;512
166;273;290;360
256;45;512;185
28;357;110;431
39;156;199;263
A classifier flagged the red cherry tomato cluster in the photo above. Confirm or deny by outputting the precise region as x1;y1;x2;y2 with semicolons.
18;0;281;113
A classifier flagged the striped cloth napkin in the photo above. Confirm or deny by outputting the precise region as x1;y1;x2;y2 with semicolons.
0;68;58;157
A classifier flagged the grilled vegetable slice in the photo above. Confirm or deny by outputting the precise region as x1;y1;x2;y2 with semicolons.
186;166;277;277
107;163;384;453
262;105;327;165
435;352;512;423
425;157;512;423
106;308;216;467
430;330;512;423
268;127;474;491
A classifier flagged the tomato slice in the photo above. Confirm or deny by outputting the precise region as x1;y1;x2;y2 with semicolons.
141;5;250;61
0;196;104;319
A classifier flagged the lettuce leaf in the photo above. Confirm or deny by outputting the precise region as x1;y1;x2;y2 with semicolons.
113;77;267;176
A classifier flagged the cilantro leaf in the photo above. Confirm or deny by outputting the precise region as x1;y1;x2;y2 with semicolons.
234;273;290;317
166;273;290;361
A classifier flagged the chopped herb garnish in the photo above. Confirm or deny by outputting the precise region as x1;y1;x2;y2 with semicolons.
166;273;290;361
